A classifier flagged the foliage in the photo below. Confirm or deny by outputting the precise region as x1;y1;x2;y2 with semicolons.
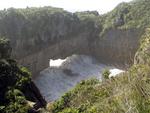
100;0;150;35
0;58;32;113
0;38;11;58
4;89;30;113
102;69;110;80
134;28;150;66
74;11;102;34
49;63;150;113
59;108;79;113
0;7;79;41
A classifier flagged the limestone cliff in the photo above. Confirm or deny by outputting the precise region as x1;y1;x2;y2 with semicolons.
0;8;101;75
92;28;142;68
0;1;147;76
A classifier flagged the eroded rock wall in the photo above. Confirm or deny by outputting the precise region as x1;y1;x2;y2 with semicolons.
0;7;144;76
92;29;143;68
18;28;143;76
18;33;92;76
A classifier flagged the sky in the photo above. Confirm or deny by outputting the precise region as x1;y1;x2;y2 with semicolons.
0;0;132;14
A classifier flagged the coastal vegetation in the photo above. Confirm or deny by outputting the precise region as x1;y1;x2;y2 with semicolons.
1;0;150;112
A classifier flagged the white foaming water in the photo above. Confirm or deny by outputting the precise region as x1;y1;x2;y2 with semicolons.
49;59;66;67
33;55;124;102
109;69;125;77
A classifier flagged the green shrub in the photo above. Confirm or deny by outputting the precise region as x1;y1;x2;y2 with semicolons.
59;108;79;113
2;88;30;113
102;69;110;80
0;59;33;113
0;38;11;58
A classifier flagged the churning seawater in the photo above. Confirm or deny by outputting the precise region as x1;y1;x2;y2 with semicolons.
33;54;124;102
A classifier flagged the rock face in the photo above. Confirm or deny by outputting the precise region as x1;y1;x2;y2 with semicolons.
22;81;46;108
16;28;142;76
92;29;143;68
0;7;144;76
18;33;94;76
18;28;142;76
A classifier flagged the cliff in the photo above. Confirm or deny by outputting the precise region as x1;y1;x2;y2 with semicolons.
92;28;142;67
0;8;100;75
0;4;145;76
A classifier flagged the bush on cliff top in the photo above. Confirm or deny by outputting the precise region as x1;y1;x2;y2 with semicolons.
0;38;11;59
0;59;32;113
101;0;150;32
0;38;32;113
134;28;150;66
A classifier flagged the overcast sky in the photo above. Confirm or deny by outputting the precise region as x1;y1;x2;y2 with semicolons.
0;0;132;14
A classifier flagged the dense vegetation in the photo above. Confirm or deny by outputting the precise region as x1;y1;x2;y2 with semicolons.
0;38;32;113
0;0;150;42
0;6;100;42
134;28;150;66
0;38;11;58
0;38;47;113
100;0;150;34
0;6;73;40
0;59;31;113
